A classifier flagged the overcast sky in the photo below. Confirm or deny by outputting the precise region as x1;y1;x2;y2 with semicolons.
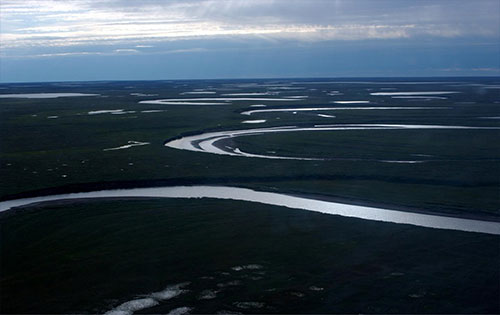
1;0;499;82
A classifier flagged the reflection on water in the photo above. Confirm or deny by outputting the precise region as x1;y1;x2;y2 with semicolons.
1;186;498;235
165;124;497;161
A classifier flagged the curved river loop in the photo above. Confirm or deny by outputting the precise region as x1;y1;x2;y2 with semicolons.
2;93;500;236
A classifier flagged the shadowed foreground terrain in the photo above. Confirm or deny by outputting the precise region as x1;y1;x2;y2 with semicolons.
2;198;499;314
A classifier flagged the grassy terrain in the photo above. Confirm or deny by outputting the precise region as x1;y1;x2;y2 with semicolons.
1;198;498;314
0;78;499;314
1;78;498;217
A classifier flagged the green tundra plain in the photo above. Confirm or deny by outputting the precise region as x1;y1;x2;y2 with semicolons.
1;78;499;314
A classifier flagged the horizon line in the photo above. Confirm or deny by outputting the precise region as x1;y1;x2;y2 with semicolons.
1;75;499;85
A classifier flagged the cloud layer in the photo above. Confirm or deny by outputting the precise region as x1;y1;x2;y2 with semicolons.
1;0;498;53
1;0;498;81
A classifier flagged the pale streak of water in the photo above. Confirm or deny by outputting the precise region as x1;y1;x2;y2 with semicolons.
138;101;229;105
221;93;276;96
0;186;498;235
88;109;124;115
370;91;459;96
240;107;449;116
139;98;300;104
391;96;447;99
332;101;370;104
0;93;100;98
103;141;150;151
130;93;158;97
242;120;266;124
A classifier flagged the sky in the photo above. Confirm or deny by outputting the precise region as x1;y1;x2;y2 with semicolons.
0;0;499;82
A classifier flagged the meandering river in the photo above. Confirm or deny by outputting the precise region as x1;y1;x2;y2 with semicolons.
1;186;498;235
